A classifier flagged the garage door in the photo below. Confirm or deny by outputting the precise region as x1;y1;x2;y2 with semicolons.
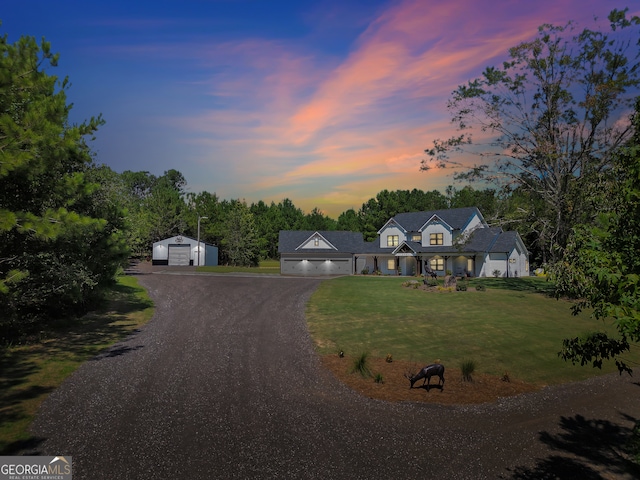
282;258;351;275
168;245;191;266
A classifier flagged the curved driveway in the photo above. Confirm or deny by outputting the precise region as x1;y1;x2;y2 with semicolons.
29;272;640;479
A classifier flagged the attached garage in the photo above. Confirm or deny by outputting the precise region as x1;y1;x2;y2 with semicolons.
278;231;365;276
281;256;352;276
152;235;218;266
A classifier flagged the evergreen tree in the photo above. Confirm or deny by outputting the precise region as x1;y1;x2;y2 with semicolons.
222;200;260;267
0;30;128;336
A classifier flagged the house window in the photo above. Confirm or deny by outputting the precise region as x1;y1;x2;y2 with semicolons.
387;235;399;247
430;258;444;271
467;258;474;275
430;233;443;245
314;238;319;246
387;259;396;270
411;234;421;242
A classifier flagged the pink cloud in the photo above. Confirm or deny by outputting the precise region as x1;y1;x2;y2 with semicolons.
175;0;618;216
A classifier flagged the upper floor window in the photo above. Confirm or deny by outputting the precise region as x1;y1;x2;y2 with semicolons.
430;233;443;245
314;238;319;246
387;235;399;247
411;234;421;242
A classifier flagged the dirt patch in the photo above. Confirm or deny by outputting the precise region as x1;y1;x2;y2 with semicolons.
321;354;540;405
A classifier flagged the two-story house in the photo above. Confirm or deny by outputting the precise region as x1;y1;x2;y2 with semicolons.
279;207;529;277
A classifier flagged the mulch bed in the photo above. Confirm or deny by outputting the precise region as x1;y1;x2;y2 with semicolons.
321;355;540;405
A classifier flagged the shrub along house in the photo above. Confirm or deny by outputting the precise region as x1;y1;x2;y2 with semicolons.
279;207;529;277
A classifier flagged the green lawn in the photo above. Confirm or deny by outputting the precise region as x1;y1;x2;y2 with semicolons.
306;276;639;385
0;275;154;454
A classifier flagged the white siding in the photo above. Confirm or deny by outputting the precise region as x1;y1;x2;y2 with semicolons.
299;235;334;250
464;214;483;233
152;236;206;265
379;226;405;249
422;222;452;247
506;246;528;277
486;252;508;277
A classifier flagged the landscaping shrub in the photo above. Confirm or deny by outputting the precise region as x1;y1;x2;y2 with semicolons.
437;286;455;292
461;359;476;381
456;283;467;291
476;284;486;292
351;352;372;377
374;373;384;384
492;269;502;278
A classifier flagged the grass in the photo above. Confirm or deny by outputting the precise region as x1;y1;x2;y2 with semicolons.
197;259;280;274
306;275;640;386
0;275;154;454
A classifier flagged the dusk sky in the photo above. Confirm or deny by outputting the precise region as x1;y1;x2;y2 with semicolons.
2;1;635;217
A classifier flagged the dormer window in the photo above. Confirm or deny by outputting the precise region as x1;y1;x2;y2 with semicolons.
430;233;443;245
387;235;399;247
411;234;421;242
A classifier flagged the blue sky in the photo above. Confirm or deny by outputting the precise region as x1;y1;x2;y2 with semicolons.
2;0;634;216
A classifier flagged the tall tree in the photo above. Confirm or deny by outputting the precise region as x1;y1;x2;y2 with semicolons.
142;169;188;243
300;207;337;231
249;200;272;260
358;189;448;240
422;9;640;262
221;200;260;267
186;190;222;248
336;208;362;232
0;30;127;336
551;98;640;374
120;170;157;257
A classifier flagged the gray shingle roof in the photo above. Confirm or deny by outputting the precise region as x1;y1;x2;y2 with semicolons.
489;230;521;253
386;207;484;233
279;208;525;256
278;231;368;254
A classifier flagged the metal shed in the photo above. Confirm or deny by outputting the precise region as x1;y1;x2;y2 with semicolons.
152;235;218;266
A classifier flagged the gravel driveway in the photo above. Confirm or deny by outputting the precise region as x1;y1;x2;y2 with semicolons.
27;270;640;479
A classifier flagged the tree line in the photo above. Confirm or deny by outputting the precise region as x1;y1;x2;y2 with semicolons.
88;166;535;265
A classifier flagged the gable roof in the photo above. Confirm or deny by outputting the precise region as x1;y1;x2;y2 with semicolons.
488;230;525;254
390;227;523;255
379;207;485;233
278;230;367;254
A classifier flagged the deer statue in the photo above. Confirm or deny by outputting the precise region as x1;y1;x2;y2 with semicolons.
405;363;445;389
424;261;438;279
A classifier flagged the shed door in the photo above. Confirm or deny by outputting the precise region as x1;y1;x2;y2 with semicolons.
168;245;190;266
